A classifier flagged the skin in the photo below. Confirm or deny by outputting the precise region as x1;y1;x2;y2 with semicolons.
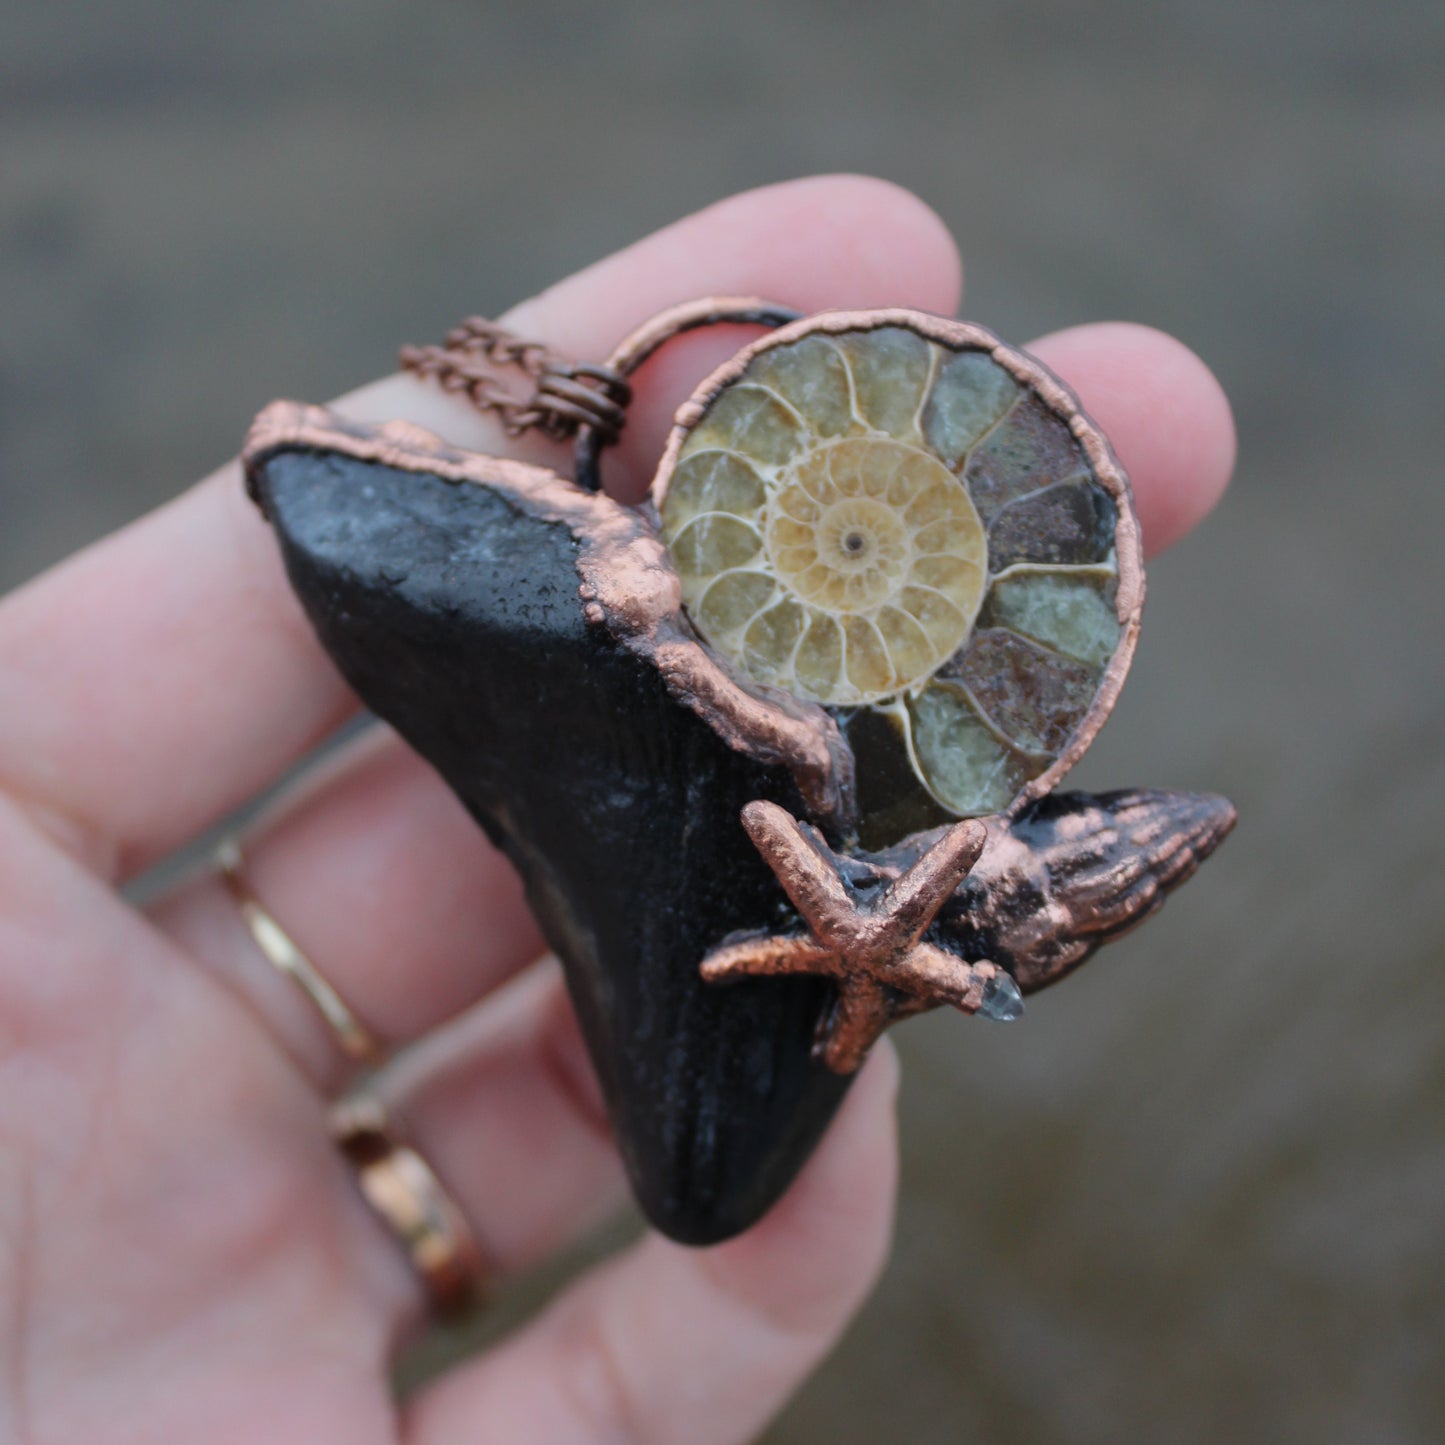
0;175;1234;1444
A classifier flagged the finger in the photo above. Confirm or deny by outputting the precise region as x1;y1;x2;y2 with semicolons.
0;175;963;879
403;1039;900;1445
152;320;1236;1086
373;959;629;1282
1026;321;1236;558
150;725;545;1089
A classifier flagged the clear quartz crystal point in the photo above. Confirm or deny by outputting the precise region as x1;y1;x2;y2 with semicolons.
978;971;1024;1022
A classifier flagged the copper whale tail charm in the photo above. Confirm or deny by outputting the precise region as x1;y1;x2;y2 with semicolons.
243;299;1234;1244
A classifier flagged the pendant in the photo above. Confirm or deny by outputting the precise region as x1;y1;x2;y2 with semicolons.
242;299;1235;1244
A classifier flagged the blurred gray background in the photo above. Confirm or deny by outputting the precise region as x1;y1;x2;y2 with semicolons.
3;2;1442;1440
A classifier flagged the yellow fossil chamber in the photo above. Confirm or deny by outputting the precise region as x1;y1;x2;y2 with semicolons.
655;315;1141;849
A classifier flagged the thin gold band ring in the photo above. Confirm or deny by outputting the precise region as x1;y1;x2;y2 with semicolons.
215;838;387;1068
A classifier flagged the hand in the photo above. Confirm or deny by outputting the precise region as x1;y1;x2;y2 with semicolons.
0;175;1234;1443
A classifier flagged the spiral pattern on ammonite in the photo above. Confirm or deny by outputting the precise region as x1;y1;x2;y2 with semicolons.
655;314;1143;846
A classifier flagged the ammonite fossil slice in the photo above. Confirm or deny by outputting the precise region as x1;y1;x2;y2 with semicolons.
655;313;1143;848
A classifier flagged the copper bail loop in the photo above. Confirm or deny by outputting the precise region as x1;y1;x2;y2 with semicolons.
571;297;801;494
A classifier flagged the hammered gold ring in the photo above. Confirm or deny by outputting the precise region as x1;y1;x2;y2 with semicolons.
331;1094;484;1312
215;838;388;1068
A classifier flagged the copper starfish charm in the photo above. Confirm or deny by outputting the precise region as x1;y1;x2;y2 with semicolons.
701;801;1019;1073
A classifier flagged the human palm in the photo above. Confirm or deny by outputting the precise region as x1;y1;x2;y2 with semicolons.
0;175;1233;1443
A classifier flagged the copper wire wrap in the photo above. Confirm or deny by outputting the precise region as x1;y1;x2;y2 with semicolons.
400;318;632;446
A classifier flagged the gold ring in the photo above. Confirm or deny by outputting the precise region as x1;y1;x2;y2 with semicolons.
216;838;387;1068
331;1094;483;1311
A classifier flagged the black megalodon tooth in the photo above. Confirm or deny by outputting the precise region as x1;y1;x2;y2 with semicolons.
245;404;854;1244
243;402;1235;1244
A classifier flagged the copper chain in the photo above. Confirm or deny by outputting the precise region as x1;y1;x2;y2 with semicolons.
399;319;631;446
